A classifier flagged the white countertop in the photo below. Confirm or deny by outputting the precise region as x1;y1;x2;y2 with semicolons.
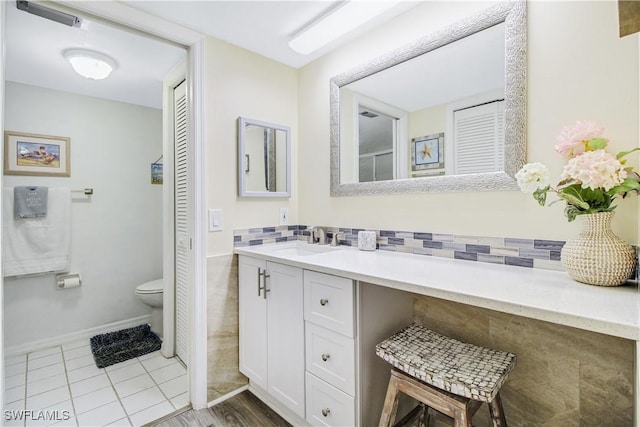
234;242;640;341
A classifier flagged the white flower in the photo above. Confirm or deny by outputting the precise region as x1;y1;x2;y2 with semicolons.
515;162;551;193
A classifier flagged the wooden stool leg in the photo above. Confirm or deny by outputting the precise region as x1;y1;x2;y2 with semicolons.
488;393;507;427
378;373;401;427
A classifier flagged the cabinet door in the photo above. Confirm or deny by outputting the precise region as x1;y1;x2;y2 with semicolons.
266;261;306;418
238;255;268;390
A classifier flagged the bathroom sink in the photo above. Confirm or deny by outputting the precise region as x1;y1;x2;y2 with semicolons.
272;242;340;257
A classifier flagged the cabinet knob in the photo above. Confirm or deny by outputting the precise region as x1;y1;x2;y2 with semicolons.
320;298;329;306
321;408;331;417
321;353;331;362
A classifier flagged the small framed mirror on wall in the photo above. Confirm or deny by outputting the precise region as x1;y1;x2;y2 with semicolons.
238;117;291;198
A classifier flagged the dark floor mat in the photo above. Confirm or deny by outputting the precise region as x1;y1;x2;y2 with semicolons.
90;324;161;368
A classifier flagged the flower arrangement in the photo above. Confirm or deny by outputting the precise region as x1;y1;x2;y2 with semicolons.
515;120;640;221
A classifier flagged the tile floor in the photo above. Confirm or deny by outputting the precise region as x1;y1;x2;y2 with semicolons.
4;340;189;427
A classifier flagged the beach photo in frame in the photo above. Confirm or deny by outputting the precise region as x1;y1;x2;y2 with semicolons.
4;131;70;177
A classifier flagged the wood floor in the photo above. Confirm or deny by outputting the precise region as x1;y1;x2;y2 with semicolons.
150;391;291;427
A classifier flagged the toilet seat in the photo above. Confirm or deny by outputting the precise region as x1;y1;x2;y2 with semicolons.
136;279;164;294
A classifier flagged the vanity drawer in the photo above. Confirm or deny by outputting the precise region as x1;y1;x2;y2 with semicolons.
305;372;355;427
305;322;355;396
304;270;354;337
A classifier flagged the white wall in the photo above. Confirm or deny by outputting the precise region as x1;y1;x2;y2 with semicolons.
3;82;163;347
298;1;638;244
204;37;298;256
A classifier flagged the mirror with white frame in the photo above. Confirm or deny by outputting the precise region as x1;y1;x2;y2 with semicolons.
330;0;526;196
238;117;291;198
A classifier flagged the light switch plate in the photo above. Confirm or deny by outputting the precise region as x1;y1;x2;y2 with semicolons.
209;209;223;232
279;207;288;226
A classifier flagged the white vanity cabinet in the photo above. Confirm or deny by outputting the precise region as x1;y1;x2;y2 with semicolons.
303;271;357;426
238;255;306;419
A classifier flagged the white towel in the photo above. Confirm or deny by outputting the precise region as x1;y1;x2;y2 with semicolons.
3;187;71;277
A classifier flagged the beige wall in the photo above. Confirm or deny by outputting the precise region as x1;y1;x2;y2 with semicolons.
297;1;639;244
204;37;298;257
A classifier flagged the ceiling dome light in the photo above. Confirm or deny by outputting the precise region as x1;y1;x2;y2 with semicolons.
63;49;117;80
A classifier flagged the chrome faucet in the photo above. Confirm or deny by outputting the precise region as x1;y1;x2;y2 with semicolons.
311;226;327;245
331;232;344;247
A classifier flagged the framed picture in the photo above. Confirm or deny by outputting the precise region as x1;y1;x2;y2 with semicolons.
4;131;70;177
411;132;444;173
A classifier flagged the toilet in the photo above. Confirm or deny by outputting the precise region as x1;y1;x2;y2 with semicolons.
135;279;164;337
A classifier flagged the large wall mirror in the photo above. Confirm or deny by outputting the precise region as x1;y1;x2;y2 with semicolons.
330;0;526;196
238;117;291;197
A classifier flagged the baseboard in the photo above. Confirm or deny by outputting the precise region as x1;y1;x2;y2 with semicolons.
207;384;249;408
5;315;152;358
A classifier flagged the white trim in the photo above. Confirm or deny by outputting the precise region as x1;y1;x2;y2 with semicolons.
352;94;408;180
0;1;6;414
188;38;208;411
4;315;151;358
161;62;187;360
207;385;249;408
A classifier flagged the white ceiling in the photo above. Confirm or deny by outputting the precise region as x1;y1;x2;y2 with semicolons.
4;1;421;109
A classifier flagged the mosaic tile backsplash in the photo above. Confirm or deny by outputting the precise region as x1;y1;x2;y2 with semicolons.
233;225;568;272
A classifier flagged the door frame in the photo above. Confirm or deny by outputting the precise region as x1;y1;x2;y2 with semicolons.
0;1;209;410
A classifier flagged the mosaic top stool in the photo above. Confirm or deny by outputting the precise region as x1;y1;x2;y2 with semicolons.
376;323;516;427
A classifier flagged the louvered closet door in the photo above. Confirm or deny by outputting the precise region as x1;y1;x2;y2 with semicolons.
453;100;505;175
174;80;190;366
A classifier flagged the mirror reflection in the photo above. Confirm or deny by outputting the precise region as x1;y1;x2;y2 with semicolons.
238;117;291;198
330;0;526;196
340;22;505;184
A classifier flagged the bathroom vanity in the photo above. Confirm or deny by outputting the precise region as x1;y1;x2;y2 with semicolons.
235;241;639;426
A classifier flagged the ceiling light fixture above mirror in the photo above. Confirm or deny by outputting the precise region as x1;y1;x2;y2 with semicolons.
63;49;117;80
289;0;401;55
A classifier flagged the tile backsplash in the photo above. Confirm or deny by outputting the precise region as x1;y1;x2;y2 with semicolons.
233;225;566;272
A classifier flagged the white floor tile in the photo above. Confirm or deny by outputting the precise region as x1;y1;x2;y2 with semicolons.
129;400;174;427
140;355;175;372
62;346;92;361
6;354;27;366
148;362;186;385
61;340;88;352
26;399;74;427
26;373;67;397
27;363;65;383
69;373;110;398
76;401;126;427
113;374;154;399
170;392;189;410
120;386;165;415
105;418;131;427
66;363;104;384
73;386;118;415
28;354;63;371
26;385;70;410
49;416;77;427
6;384;25;404
106;362;146;384
158;375;188;399
105;358;138;372
64;354;95;372
6;362;27;377
3;399;25;427
136;351;160;361
28;347;61;361
6;373;27;389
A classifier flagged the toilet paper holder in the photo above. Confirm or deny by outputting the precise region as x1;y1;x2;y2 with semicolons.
56;273;81;289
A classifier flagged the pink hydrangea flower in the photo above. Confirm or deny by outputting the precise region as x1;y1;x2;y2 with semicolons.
554;120;607;157
561;150;627;191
